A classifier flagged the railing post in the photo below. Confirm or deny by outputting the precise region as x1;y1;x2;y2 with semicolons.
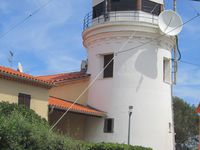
83;18;85;30
87;13;89;28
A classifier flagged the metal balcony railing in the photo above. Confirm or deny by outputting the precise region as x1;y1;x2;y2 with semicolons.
83;11;158;31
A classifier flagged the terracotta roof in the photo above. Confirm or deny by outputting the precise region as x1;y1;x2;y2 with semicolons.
196;103;200;113
49;97;106;117
0;66;53;88
37;72;90;84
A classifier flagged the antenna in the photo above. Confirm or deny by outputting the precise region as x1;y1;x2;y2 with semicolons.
158;10;183;36
17;62;23;73
8;51;14;67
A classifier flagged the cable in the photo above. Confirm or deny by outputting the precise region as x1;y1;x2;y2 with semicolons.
49;13;200;131
0;0;54;40
179;60;200;68
176;36;182;61
49;32;136;131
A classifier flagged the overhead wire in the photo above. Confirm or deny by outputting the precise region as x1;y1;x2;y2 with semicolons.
49;13;200;131
49;32;136;131
0;0;54;40
179;60;200;68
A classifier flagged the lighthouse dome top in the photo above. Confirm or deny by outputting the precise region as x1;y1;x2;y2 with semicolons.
83;0;164;30
93;0;164;6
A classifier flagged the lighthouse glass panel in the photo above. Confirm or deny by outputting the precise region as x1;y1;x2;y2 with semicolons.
93;2;105;18
109;0;137;11
103;54;114;78
142;0;161;16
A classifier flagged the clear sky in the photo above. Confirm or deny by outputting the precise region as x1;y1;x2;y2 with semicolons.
0;0;199;106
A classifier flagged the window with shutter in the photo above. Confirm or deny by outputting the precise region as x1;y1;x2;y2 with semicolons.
104;118;114;133
103;54;114;78
18;93;31;108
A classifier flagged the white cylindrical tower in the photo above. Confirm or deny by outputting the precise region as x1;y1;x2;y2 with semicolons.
82;1;175;150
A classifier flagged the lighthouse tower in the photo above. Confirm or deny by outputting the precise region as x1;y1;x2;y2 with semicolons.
82;0;175;150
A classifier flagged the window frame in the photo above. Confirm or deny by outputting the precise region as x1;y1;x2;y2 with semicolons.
104;118;114;133
103;53;114;78
163;57;171;84
18;93;31;108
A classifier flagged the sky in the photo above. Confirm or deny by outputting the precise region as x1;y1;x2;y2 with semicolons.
0;0;199;106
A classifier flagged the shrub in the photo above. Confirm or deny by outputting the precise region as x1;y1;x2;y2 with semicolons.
83;143;153;150
0;102;152;150
0;102;79;150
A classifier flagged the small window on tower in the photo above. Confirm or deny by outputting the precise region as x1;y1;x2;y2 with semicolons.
104;118;114;133
18;93;31;108
103;54;114;78
163;58;171;83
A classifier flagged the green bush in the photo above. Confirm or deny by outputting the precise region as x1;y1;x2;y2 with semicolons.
83;143;153;150
0;102;79;150
0;102;152;150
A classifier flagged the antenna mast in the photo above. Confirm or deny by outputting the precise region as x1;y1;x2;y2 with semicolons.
8;51;14;67
173;0;177;85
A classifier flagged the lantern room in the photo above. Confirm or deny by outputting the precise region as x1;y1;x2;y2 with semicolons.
83;0;164;30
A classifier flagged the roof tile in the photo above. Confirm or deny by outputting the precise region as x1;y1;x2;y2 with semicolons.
37;72;90;84
49;97;106;117
0;66;53;88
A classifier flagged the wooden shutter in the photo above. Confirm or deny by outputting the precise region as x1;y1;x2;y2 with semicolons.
18;93;31;108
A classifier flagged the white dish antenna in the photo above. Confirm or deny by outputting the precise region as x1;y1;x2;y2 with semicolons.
158;10;183;36
17;62;23;73
81;60;88;72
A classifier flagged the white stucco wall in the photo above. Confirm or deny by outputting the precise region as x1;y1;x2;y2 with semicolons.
83;14;175;150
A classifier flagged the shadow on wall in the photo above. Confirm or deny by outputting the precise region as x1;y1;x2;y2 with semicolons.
135;49;158;79
114;46;158;92
135;48;158;92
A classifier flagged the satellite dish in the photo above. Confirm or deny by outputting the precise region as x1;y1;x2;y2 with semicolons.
17;62;23;73
158;10;183;36
81;60;88;72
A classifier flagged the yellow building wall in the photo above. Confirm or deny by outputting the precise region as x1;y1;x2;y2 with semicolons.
0;78;49;119
49;79;89;105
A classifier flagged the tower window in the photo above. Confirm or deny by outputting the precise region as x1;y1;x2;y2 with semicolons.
103;54;114;78
18;93;31;108
104;118;114;133
163;58;171;83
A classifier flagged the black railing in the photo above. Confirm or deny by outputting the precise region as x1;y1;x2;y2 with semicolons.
83;11;158;31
